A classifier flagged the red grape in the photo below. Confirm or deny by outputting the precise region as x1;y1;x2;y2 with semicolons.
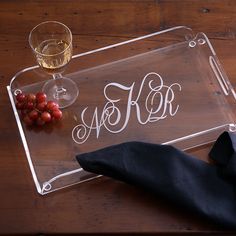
52;109;62;120
16;93;26;102
41;111;52;122
46;101;59;111
21;109;28;117
25;102;34;110
16;102;25;110
36;116;45;126
37;101;47;111
23;115;34;126
28;110;39;120
27;93;36;102
36;92;47;103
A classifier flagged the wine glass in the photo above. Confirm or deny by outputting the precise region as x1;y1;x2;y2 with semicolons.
29;21;79;108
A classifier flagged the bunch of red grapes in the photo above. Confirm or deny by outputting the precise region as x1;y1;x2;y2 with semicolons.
15;92;62;126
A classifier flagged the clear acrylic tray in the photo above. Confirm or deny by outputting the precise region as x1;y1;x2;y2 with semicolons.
7;26;236;195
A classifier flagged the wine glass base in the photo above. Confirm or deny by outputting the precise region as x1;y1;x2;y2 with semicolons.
43;77;79;109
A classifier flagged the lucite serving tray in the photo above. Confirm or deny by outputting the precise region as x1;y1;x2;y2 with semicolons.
7;26;236;195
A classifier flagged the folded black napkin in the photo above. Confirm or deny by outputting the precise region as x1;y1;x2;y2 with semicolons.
76;131;236;228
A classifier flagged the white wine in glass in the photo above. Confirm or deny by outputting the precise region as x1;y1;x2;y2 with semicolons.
29;21;79;108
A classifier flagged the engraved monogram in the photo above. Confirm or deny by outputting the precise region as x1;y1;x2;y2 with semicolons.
72;72;181;144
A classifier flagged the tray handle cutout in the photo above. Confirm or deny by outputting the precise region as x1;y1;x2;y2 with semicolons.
209;56;229;96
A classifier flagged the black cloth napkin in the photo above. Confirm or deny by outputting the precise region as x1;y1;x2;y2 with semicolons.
76;131;236;228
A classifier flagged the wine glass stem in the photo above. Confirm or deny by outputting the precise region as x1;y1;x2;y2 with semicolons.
53;73;67;99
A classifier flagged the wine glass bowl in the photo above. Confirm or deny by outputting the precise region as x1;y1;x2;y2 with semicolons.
29;21;79;108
